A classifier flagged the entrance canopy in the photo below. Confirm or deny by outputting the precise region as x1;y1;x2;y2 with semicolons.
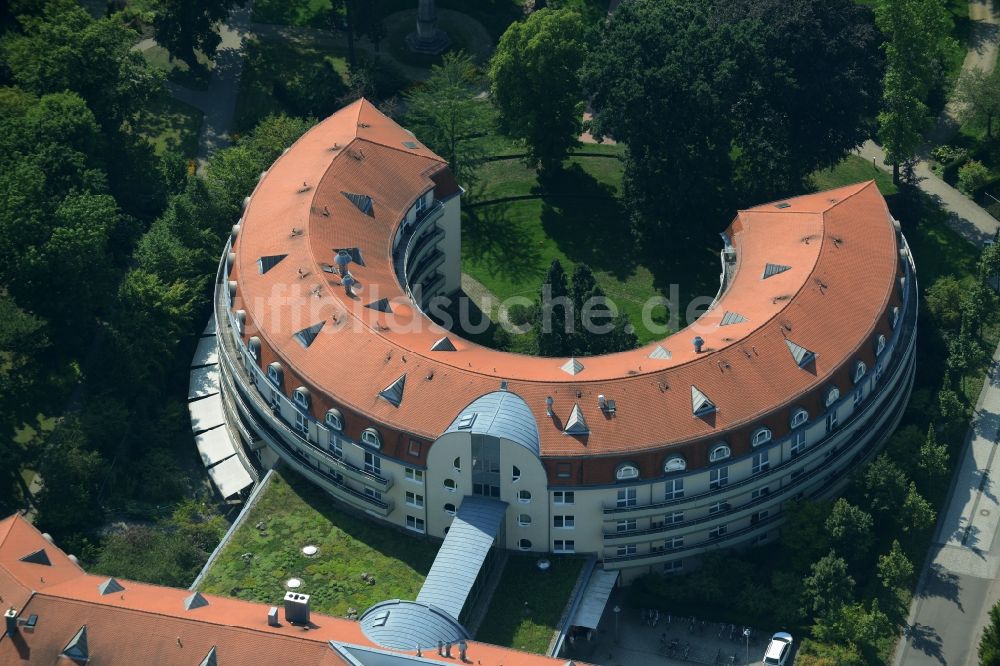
571;569;620;630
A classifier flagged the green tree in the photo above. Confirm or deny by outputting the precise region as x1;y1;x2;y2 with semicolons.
781;500;834;571
863;454;910;527
536;259;571;357
937;377;965;421
794;640;865;666
877;539;915;591
153;0;245;73
350;0;389;52
803;550;855;618
825;498;874;564
924;275;964;330
958;159;991;195
35;419;106;539
404;52;491;189
980;601;1000;666
918;424;950;490
490;8;589;170
901;481;937;533
812;600;893;662
874;0;956;182
955;66;1000;138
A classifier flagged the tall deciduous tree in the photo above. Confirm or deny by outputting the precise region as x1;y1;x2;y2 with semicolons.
536;259;571;357
874;0;955;182
153;0;245;73
877;539;914;591
803;551;855;618
490;8;589;170
955;66;1000;138
825;498;875;564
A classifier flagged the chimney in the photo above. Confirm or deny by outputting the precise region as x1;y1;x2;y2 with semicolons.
267;606;280;627
283;592;310;625
692;336;704;353
4;607;16;637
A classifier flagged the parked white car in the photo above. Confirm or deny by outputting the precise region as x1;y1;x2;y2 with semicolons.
762;632;793;665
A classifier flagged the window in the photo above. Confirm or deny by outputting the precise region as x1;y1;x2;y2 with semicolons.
444;503;456;515
666;537;684;550
267;362;283;387
752;451;769;475
328;437;342;459
325;409;343;431
616;519;636;533
663;560;683;573
664;511;684;525
405;491;423;508
453;457;461;472
791;468;805;481
293;388;310;410
518;539;532;551
790;408;809;429
294;411;307;434
709;467;729;490
554;539;575;554
518;513;531;526
663;455;687;473
825;386;840;407
854;388;864;409
247;336;260;361
364;487;382;502
408;440;421;456
404;467;423;483
616;544;637;557
826;410;839;433
518;489;532;503
444;478;457;492
364;452;381;475
876;334;887;355
751;509;770;524
751;486;770;500
557;463;572;479
616;463;640;481
750;532;769;546
752;428;772;447
709;524;728;540
791;431;806;458
405;516;425;533
512;465;521;482
553;491;575;505
874;362;884;383
854;361;867;384
664;478;684;501
361;427;381;449
616;487;637;508
554;515;575;529
415;192;428;215
708;501;729;515
709;444;731;462
269;389;280;408
891;306;900;328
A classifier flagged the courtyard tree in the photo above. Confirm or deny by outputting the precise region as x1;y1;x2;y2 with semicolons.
153;0;246;73
955;66;1000;139
981;601;1000;666
918;424;950;490
874;0;955;182
877;539;914;592
863;454;910;528
490;8;589;171
535;259;572;357
825;498;874;565
803;551;855;618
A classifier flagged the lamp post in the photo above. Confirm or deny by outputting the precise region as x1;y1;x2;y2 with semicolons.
613;605;621;644
743;627;751;665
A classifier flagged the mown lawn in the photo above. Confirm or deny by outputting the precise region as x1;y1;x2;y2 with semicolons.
198;470;438;616
138;93;203;158
810;153;898;196
475;555;585;654
141;44;214;91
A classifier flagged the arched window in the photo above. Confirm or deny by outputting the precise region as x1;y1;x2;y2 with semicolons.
663;456;686;473
518;489;532;503
876;334;886;356
247;336;261;361
453;457;461;472
267;362;283;388
891;306;900;329
751;428;772;447
512;465;521;482
518;539;532;551
790;408;809;429
616;463;640;481
824;386;840;408
518;514;531;526
325;409;343;431
444;503;456;515
443;478;457;492
361;427;381;449
293;387;310;410
709;444;731;463
854;361;867;384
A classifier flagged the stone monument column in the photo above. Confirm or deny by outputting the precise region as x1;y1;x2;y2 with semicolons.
407;0;450;54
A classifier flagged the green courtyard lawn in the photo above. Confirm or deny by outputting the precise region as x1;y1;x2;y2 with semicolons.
475;555;585;654
197;469;438;616
141;44;215;91
810;153;898;196
138;93;203;158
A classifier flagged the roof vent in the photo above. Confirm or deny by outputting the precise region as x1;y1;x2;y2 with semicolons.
403;141;419;149
335;250;352;276
294;321;325;348
599;394;617;415
691;385;716;417
692;336;704;353
762;263;791;279
97;577;124;596
431;336;456;351
563;404;589;435
457;413;477;429
61;625;89;664
785;339;816;367
648;345;671;360
200;646;218;666
268;606;280;627
284;592;311;625
342;192;374;217
775;202;791;209
366;298;392;313
184;592;209;611
379;374;406;407
333;247;365;266
343;275;357;297
560;357;584;375
4;608;16;637
720;311;747;326
20;548;51;566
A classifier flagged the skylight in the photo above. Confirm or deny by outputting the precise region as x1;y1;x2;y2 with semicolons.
431;336;456;351
691;385;716;417
379;374;406;407
366;298;392;313
762;263;791;279
560;357;584;375
648;345;672;360
294;321;325;348
720;311;747;326
257;254;287;274
342;191;374;217
785;338;816;367
564;404;589;435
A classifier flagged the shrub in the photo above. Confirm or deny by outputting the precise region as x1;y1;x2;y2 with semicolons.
930;144;969;165
958;159;990;194
505;302;537;327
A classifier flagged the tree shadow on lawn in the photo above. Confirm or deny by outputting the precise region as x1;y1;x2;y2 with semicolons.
463;204;544;285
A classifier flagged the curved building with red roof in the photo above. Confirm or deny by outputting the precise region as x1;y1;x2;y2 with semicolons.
214;100;917;580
